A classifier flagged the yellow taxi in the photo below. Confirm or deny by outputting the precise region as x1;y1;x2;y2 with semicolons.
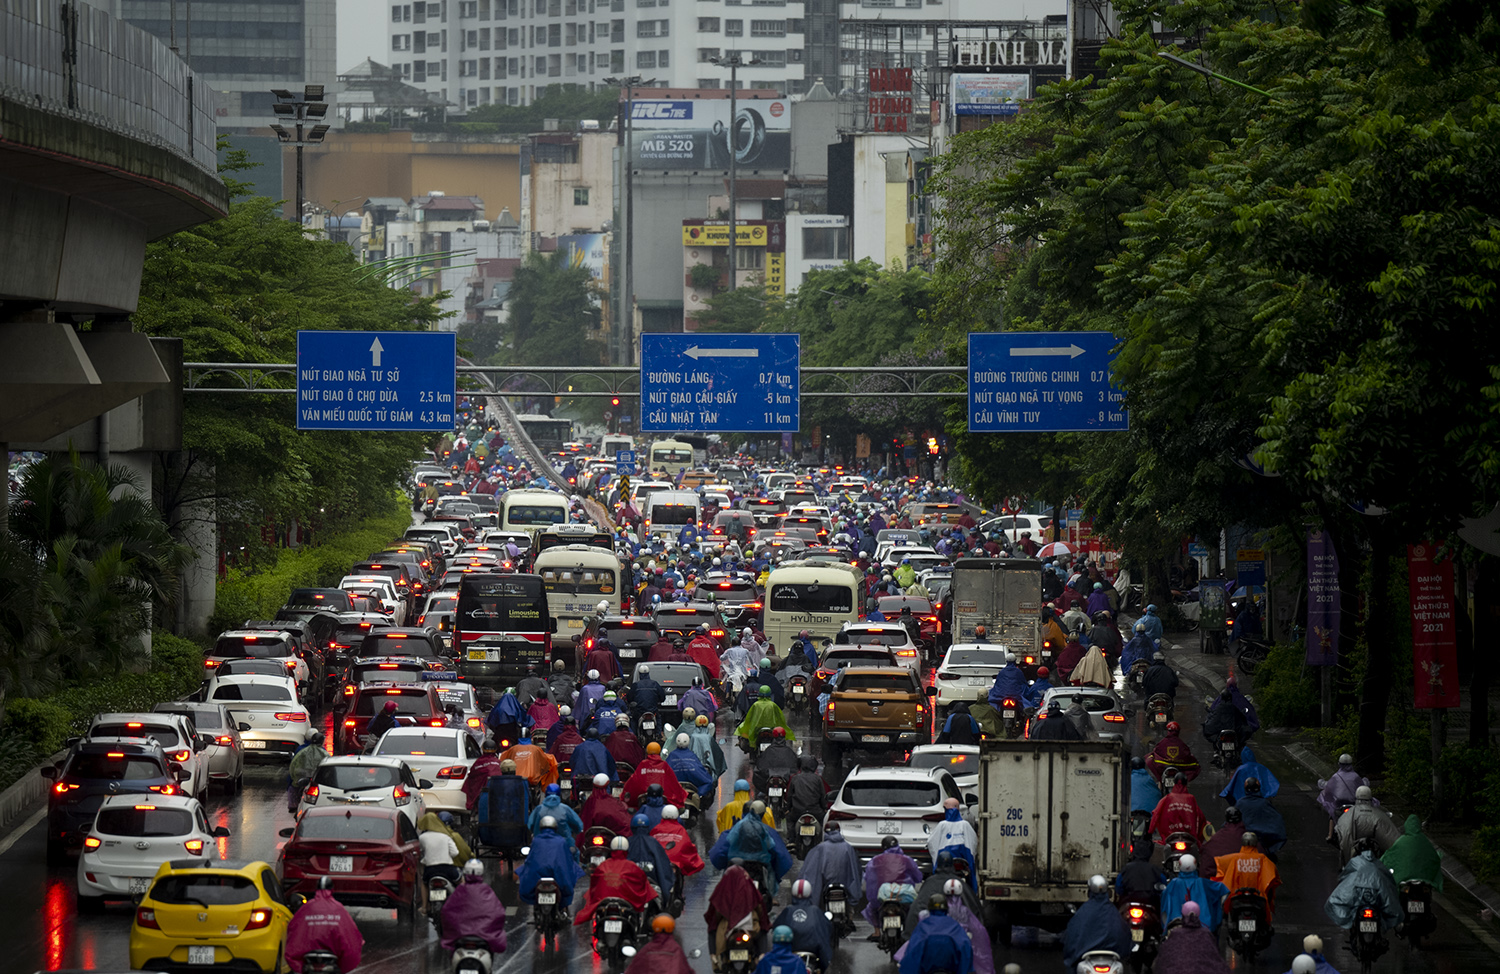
130;859;294;973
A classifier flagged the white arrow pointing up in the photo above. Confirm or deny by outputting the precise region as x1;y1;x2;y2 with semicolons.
1009;344;1086;359
685;345;759;360
370;337;385;366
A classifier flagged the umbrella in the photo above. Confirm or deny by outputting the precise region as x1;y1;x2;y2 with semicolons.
1036;541;1078;557
1231;585;1266;598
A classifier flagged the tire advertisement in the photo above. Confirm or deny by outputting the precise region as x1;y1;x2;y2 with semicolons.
629;98;791;171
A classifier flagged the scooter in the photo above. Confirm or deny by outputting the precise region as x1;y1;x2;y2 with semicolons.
877;898;907;956
1145;694;1173;728
1118;893;1160;973
1398;879;1436;948
823;883;855;942
1126;662;1149;697
766;775;791;822
1224;889;1273;963
637;711;661;745
428;875;455;933
1210;730;1239;771
794;951;824;974
556;764;574;804
1077;949;1125;974
580;827;615;872
680;789;701;827
592;897;638;965
792;813;821;858
1349;902;1389;974
1162;832;1198;873
451;934;493;974
1128;811;1152;846
722;926;757;974
788;676;810;712
998;697;1025;739
532;877;564;942
300;951;341;974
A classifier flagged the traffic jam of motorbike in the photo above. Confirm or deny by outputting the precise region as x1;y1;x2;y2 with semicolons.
27;399;1467;974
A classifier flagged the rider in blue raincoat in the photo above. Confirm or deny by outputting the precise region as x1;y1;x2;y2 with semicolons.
665;734;716;797
627;813;677;907
1130;757;1164;814
1221;746;1281;803
1325;847;1402;930
517;815;585;906
898;895;972;974
710;808;794;885
1063;876;1133;970
570;727;617;783
486;690;531;734
985;655;1028;707
1160;855;1230;933
527;786;583;847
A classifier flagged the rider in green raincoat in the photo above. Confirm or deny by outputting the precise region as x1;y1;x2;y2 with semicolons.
1381;814;1444;889
736;685;795;743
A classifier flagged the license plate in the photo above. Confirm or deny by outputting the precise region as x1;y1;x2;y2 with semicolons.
1238;919;1256;932
1408;901;1425;913
469;650;499;661
769;787;783;797
1360;920;1378;933
243;739;266;749
759;743;769;751
730;950;751;961
431;889;448;902
882;916;902;929
642;721;656;731
1003;709;1015;719
619;647;638;658
1155;714;1167;724
604;919;623;933
568;619;585;628
800;825;816;835
664;694;677;705
590;855;605;868
1131;929;1144;942
538;892;557;904
877;821;901;834
864;734;889;743
130;877;152;894
968;677;986;685
330;855;353;872
189;946;215;965
829;900;844;913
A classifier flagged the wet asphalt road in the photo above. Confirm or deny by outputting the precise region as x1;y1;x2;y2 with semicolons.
5;642;1497;974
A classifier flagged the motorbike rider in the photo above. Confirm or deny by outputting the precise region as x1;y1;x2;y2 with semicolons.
936;702;982;745
1142;652;1180;701
904;850;981;936
1151;773;1211;845
737;684;795;747
740;659;788;713
1023;667;1054;711
1160;856;1230;934
1335;785;1402;864
585;636;623;683
574;836;660;927
1115;841;1165;903
590;691;629;736
1152;900;1229;974
718;778;777;831
501;731;560;787
926;798;978;871
753;925;808;974
772;880;833;974
440;859;508;956
1201;688;1253;753
1199;806;1248;870
986;653;1029;708
286;876;363;973
624;915;696;974
603;715;649;769
1224;674;1261;733
419;813;462;903
1130;756;1163;814
517;815;584;915
365;699;401;749
1381;814;1444;889
1030;698;1084;741
528;783;584;847
624;741;689;808
787;753;831;824
667;732;717;798
1063;875;1133;971
286;726;328;812
580;772;634;836
1221;744;1280;803
1293;935;1341;974
571;725;618;786
753;726;800;795
1122;622;1156;677
680;678;719;723
688;624;723;679
720;632;757;693
515;663;548;710
861;835;923;928
1215;831;1281;931
1146;721;1201;783
628;664;668;731
706;864;771;972
547;658;579;708
1063;694;1095;739
778;639;816;687
1317;753;1369;844
798;819;864;903
1236;778;1288;855
898;894;972;974
1069;645;1112;688
711;802;794;886
576;669;607;727
485;688;530;745
1325;838;1403;944
547;708;581;755
652;804;708;876
1138;604;1165;642
689;712;728;777
627;812;678;910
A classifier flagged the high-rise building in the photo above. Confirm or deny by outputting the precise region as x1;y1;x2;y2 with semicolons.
81;0;338;131
386;0;807;111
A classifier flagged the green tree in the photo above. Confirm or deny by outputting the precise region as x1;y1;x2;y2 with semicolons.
465;85;620;128
506;249;605;367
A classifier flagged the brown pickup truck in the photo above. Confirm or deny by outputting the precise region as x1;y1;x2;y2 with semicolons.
821;665;936;766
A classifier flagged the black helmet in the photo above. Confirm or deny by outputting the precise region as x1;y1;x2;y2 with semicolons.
927;893;948;914
586;726;599;739
318;876;335;891
799;754;818;772
1224;805;1243;824
936;850;953;871
881;836;901;851
647;782;664;798
1243;777;1262;796
1130;756;1144;771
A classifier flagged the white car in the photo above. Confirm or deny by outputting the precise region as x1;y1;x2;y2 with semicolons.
1033;686;1130;740
76;794;229;910
154;702;248;796
824;765;971;859
873;530;925;564
908;744;980;800
932;643;1015;708
297;755;429;828
881;545;943;570
204;675;312;758
340;575;406;625
372;726;481;815
836;622;923;672
978;513;1055;545
208;630;311;699
85;713;213;803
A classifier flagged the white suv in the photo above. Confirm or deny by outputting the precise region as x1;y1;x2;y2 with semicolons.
372;727;481;815
295;755;429;829
824;765;971;859
340;575;406;625
85;713;212;803
76;794;228;910
978;513;1055;545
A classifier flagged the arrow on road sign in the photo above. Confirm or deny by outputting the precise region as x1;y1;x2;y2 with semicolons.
1008;344;1085;359
370;337;385;366
684;345;759;360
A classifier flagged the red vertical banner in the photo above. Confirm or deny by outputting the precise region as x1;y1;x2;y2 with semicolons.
1408;543;1460;709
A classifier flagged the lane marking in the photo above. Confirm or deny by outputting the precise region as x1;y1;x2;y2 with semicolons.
0;807;46;858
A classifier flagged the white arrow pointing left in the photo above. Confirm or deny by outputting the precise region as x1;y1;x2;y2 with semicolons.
685;345;759;360
370;337;385;367
1009;344;1085;359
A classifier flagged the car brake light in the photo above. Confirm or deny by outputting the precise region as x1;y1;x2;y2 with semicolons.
171;749;192;762
216;735;235;745
378;663;399;669
285;661;298;671
385;689;403;694
344;685;356;696
1128;907;1145;920
136;908;160;929
149;784;176;795
55;781;76;793
245;909;273;930
305;785;320;803
896;649;916;658
184;839;206;855
711;629;725;637
825;699;835;720
924;616;937;622
936;671;958;680
344;719;357;727
274;713;308;722
1094;966;1113;974
127;722;144;728
83;836;102;850
429;719;446;727
437;765;468;779
1103;712;1126;723
204;659;220;668
107;752;125;758
393;785;412;806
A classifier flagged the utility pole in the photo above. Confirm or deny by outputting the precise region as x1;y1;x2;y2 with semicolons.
270;86;331;225
604;75;656;366
709;54;760;289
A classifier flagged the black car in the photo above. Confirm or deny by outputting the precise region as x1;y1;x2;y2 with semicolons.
285;588;355;614
42;739;184;863
584;615;661;667
358;628;448;664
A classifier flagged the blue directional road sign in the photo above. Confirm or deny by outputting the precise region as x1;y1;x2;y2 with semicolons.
615;450;636;474
968;331;1128;433
297;330;456;431
640;333;799;433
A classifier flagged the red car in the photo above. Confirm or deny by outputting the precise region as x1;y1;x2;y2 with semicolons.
337;683;446;754
877;595;939;646
278;806;421;917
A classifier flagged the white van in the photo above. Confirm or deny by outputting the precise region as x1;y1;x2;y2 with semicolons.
644;490;702;539
499;488;570;540
601;434;635;459
648;439;695;479
762;562;862;650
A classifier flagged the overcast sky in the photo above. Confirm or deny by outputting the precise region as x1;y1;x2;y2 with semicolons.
338;0;389;74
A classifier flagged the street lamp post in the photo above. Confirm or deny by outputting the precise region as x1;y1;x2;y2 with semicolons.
270;85;330;225
708;54;761;288
603;75;657;366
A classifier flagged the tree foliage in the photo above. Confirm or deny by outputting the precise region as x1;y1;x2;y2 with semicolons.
506;249;606;367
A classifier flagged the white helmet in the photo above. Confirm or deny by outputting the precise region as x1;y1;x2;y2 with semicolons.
559;705;572;716
1291;957;1317;974
463;859;485;877
610;836;630;852
675;733;691;749
792;879;814;899
1177;854;1197;873
639;663;651;676
539;816;557;830
593;773;610;787
588;669;600;680
662;804;680;820
942;879;964;897
597;600;610;614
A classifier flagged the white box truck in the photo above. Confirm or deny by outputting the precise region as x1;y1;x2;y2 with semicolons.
975;739;1127;942
949;557;1043;654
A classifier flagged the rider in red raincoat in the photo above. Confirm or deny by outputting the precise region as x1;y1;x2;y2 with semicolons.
1150;775;1211;844
285;883;363;973
574;841;660;925
1146;722;1202;784
651;805;707;875
622;743;688;808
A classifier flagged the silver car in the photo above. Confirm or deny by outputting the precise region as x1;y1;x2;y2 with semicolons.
154;702;248;795
1035;686;1130;739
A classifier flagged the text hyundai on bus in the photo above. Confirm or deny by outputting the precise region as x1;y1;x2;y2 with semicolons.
454;573;553;684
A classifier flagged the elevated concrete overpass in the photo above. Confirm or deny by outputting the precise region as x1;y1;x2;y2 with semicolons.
1;0;229;445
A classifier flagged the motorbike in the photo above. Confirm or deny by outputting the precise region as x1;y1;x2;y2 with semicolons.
1128;811;1152;846
792;813;821;858
1126;662;1148;697
1235;636;1271;675
1078;950;1125;974
794;952;824;974
592;897;638;965
428;875;455;933
877;898;907;957
637;711;661;745
557;764;574;804
1040;639;1056;673
1398;879;1436;948
722;926;757;974
1210;730;1239;771
681;789;701;827
766;775;791;822
1145;694;1173;729
788;676;810;712
997;697;1025;739
1162;832;1198;873
823;884;855;942
451;934;493;974
1118;893;1161;973
1349;902;1389;974
1224;889;1272;963
300;951;341;974
580;827;616;872
533;877;564;942
669;866;686;917
739;859;774;915
738;727;774;756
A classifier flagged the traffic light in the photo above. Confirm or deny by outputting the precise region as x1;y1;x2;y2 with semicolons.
927;437;940;455
611;396;621;407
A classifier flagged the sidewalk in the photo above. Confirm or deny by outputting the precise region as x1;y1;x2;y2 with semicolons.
1157;628;1500;922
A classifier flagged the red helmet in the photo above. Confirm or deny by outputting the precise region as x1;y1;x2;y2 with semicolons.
772;726;786;740
1165;720;1180;735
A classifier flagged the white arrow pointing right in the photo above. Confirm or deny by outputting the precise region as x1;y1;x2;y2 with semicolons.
1009;344;1085;359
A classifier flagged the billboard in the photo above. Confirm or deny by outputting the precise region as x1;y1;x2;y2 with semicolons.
629;98;792;170
951;74;1031;115
558;233;607;281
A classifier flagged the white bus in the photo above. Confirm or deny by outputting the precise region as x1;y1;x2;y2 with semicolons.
644;490;702;540
762;562;861;651
499;488;570;540
532;544;623;638
648;439;695;479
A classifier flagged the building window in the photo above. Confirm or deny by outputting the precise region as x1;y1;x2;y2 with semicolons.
508;28;519;45
698;78;720;87
566;22;576;43
393;33;411;49
549;23;561;45
611;49;624;71
748;49;784;65
429;1;442;18
414;31;427;51
467;88;479;105
724;18;742;34
480;0;490;17
414;60;427;80
508;56;519;73
636;50;657;68
735;248;764;269
787;47;801;61
750;19;783;35
611;19;623;41
536;55;547;73
460;0;477;15
802;227;849;259
480;26;491;47
566;0;577;11
698;16;719;29
697;47;720;61
392;4;403;20
574;187;590;205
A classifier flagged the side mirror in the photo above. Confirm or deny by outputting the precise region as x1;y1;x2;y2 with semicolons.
171;764;190;782
419;778;435;790
289;893;308;911
197;734;214;751
965;793;979;806
925;686;938;696
278;827;296;838
213;826;232;838
40;766;58;780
